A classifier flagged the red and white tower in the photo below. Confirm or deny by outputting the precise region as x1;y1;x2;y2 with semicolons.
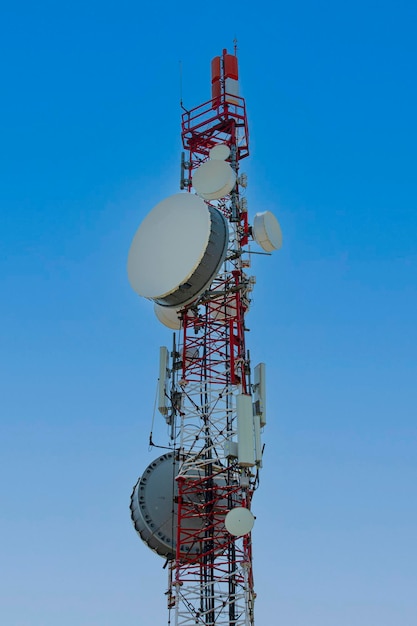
128;48;282;626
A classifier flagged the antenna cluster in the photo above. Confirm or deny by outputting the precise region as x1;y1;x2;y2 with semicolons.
127;47;282;626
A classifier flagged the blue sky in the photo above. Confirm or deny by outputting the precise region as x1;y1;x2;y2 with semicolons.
1;1;416;624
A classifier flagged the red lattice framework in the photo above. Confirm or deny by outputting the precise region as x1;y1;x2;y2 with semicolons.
181;93;249;170
180;273;249;391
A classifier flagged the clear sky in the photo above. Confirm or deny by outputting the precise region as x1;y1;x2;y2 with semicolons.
1;1;416;625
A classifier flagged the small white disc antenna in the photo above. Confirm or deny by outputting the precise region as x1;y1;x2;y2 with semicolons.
192;160;236;200
154;304;182;330
154;304;198;329
209;144;231;160
225;507;255;536
252;211;283;252
210;295;241;323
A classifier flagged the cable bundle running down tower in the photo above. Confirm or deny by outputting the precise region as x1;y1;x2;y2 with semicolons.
127;48;282;626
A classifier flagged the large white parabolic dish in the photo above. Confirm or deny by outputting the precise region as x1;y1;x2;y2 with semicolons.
252;211;283;252
192;160;236;200
127;193;229;308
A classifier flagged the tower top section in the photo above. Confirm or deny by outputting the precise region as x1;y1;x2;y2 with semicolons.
181;48;249;163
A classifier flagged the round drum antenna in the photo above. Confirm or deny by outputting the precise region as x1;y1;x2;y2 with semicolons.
252;211;283;252
127;193;229;307
209;144;231;160
192;160;236;200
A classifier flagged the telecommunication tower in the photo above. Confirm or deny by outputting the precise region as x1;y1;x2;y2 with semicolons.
127;48;282;626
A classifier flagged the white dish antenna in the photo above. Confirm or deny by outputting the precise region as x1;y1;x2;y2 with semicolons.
154;304;198;329
210;294;247;323
209;144;231;160
154;304;182;330
127;193;229;307
192;160;236;200
225;507;255;536
252;211;282;252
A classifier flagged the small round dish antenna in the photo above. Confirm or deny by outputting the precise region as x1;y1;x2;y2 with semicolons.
210;295;241;323
252;211;283;252
127;193;229;307
225;507;255;536
192;160;236;200
154;304;197;329
209;144;231;161
154;303;182;330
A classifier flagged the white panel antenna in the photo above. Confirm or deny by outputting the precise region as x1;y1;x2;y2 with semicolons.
236;394;255;467
238;173;248;188
224;77;239;105
158;346;170;417
223;439;238;459
253;414;262;467
239;197;248;213
254;362;266;427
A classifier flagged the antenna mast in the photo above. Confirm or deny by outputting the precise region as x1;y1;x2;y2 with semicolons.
128;47;282;626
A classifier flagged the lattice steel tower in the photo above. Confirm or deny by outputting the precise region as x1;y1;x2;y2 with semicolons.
128;48;282;626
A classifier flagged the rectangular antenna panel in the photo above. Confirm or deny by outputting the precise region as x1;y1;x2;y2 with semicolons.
254;362;266;427
236;394;255;467
158;346;169;416
254;414;263;467
225;77;239;105
223;439;238;459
